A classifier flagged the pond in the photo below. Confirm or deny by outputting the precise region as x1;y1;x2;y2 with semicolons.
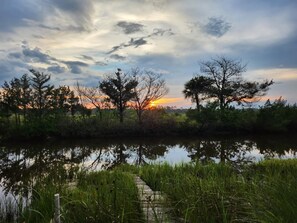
1;135;297;197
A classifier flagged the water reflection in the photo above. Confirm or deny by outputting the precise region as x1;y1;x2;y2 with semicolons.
181;140;257;165
1;136;297;195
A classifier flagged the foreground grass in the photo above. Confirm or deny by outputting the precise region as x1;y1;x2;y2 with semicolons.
1;159;296;222
120;159;297;223
19;170;142;223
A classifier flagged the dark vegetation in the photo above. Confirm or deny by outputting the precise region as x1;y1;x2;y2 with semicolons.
0;56;296;141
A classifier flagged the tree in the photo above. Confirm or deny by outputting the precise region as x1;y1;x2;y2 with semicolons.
200;56;273;110
1;78;22;125
131;68;168;124
30;69;54;118
183;76;212;111
100;68;138;123
19;74;31;121
0;74;32;125
51;86;79;116
75;82;104;120
68;91;80;117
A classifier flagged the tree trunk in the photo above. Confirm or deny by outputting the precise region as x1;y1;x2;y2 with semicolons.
195;93;200;112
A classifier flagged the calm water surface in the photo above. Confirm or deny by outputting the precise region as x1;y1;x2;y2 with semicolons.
1;135;297;197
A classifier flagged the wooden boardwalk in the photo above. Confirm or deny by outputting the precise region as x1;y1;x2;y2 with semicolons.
133;175;175;223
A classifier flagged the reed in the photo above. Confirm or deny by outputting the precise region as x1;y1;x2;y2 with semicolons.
1;159;296;222
20;170;142;223
121;159;297;222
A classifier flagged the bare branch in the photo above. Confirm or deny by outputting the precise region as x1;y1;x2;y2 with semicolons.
131;68;169;124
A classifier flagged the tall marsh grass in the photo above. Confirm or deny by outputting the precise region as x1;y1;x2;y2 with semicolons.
120;159;297;222
1;159;296;222
19;170;142;223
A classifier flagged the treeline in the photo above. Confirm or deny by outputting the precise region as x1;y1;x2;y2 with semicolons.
0;68;170;140
0;57;296;141
186;97;297;134
182;56;297;134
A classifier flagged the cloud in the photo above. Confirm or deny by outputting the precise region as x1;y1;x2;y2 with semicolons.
22;46;56;64
38;24;61;31
108;37;148;54
247;68;297;81
95;61;108;66
202;17;231;37
150;28;174;37
0;59;29;83
38;23;90;33
47;64;67;73
0;0;296;107
80;55;94;61
50;0;95;32
129;38;147;47
116;21;144;34
32;35;45;39
108;28;173;54
110;54;126;61
63;61;89;67
0;63;15;81
63;61;89;74
8;52;22;59
22;46;55;64
77;55;108;66
7;44;91;75
0;0;42;31
230;34;297;69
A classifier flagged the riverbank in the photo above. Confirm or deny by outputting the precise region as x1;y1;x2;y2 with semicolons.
1;102;297;142
2;117;297;143
1;159;297;222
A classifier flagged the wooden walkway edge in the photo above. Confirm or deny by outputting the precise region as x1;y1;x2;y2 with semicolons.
133;175;174;223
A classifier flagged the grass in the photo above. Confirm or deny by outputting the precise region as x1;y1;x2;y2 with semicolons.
119;159;297;222
19;170;143;223
1;159;297;222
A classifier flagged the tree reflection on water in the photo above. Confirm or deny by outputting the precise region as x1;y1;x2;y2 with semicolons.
0;135;297;195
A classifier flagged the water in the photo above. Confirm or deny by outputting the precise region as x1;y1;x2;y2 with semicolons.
0;135;297;197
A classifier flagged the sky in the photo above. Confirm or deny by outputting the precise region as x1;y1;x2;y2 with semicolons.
0;0;297;108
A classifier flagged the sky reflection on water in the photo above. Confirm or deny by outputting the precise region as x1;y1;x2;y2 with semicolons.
1;135;297;196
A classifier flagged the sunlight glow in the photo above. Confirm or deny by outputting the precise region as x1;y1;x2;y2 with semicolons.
149;100;157;108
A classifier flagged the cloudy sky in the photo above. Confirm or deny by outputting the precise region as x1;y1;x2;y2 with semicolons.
1;0;297;107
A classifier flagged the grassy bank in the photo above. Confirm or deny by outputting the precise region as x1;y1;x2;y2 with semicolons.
1;159;297;222
120;159;297;222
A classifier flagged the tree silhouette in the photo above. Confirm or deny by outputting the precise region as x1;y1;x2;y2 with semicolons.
183;76;212;111
131;68;168;124
75;82;105;120
30;69;54;118
200;56;273;110
100;68;137;123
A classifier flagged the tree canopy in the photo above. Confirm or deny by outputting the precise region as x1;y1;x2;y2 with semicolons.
184;56;273;110
99;68;138;123
183;76;212;111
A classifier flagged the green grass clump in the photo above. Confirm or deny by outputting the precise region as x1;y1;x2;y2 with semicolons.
20;170;142;223
124;160;297;222
71;170;143;223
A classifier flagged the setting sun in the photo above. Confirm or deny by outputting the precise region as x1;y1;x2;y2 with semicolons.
149;100;157;108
